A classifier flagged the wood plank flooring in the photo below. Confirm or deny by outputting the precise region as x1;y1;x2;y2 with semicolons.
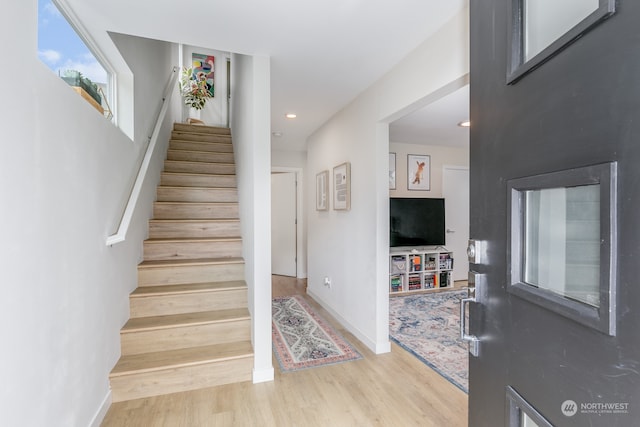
101;275;468;426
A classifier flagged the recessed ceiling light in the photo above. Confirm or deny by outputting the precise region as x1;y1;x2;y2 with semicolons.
285;113;297;119
458;120;471;128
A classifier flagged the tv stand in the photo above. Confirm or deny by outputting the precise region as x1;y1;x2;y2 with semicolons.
389;247;453;294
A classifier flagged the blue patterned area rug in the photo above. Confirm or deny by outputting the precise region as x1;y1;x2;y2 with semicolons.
272;295;362;372
389;289;469;393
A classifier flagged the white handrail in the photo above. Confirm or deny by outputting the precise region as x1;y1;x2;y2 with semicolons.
106;66;180;246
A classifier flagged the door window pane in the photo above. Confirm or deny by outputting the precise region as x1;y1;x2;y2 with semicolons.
523;185;600;307
524;0;599;61
522;413;541;427
507;0;615;83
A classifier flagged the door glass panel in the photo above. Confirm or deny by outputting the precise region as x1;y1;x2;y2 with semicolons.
523;184;600;307
524;0;599;61
522;413;541;427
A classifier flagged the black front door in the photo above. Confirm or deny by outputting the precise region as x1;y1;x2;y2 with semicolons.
468;1;640;425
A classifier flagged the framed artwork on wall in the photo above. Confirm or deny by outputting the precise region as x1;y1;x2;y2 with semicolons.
333;162;351;210
192;53;215;97
389;152;396;190
316;170;329;211
408;154;430;191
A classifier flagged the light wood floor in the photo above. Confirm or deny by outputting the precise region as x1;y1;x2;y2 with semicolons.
101;275;468;426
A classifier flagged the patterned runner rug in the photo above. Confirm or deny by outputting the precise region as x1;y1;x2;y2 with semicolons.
272;295;362;372
389;289;469;392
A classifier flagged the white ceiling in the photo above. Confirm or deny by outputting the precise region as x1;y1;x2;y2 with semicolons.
389;84;469;148
65;0;469;152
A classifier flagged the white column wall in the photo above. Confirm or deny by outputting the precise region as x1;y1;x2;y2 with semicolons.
230;53;274;383
306;8;469;353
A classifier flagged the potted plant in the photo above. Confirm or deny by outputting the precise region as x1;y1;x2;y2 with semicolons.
179;67;212;123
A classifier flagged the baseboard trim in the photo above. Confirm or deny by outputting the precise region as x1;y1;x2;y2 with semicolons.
307;290;390;355
253;367;274;384
89;389;112;427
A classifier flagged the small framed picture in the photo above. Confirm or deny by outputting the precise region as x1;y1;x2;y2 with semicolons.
389;152;396;190
316;170;329;211
407;154;430;191
333;162;351;210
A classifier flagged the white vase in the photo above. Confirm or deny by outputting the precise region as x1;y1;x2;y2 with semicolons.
187;107;204;125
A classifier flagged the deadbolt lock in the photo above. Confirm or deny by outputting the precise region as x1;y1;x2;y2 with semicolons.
467;239;488;265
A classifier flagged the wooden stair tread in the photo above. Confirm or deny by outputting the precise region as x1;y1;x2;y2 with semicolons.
173;124;231;134
172;131;231;138
131;281;248;297
138;257;244;269
169;140;233;145
154;201;238;206
110;341;253;377
158;185;237;191
122;308;250;332
165;159;234;166
162;172;236;178
145;237;241;243
167;148;232;155
149;218;239;224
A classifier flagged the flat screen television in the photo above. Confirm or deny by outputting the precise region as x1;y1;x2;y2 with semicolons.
390;197;445;247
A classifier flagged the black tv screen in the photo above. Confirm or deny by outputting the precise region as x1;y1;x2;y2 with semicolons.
390;197;445;247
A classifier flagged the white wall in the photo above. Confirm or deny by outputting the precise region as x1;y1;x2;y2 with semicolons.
306;8;469;353
272;149;306;169
182;45;229;127
0;4;179;425
389;142;469;198
230;53;274;383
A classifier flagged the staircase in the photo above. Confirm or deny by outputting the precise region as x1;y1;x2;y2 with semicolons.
109;123;253;402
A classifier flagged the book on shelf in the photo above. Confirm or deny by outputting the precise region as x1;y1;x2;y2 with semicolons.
424;274;435;289
439;253;454;270
410;255;422;272
439;271;449;288
425;255;437;271
408;274;421;291
390;275;403;292
391;255;406;274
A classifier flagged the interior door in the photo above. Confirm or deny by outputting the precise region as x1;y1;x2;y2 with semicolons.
271;172;297;277
468;1;638;426
443;166;469;282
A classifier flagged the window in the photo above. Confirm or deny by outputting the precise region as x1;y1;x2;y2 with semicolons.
37;0;112;119
507;0;615;83
507;386;553;427
508;163;617;335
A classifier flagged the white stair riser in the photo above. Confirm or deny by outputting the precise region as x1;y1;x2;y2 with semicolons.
130;289;248;317
110;357;253;402
148;220;241;239
121;319;251;356
143;240;242;261
138;262;245;286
